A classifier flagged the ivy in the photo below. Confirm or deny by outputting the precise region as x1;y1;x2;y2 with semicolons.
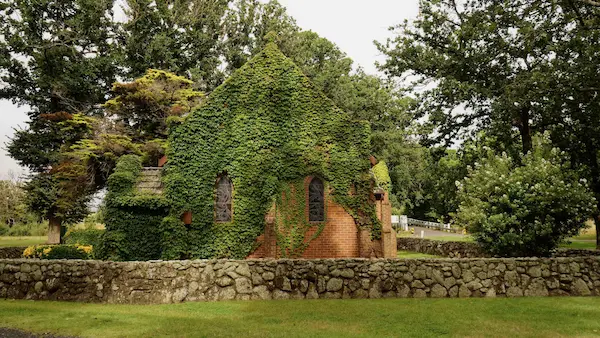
163;42;381;259
372;161;392;192
99;155;169;261
103;43;384;260
273;181;326;258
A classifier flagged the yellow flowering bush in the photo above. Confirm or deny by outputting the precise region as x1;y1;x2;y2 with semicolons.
22;244;92;260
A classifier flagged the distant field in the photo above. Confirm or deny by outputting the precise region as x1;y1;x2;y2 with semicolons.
0;236;47;248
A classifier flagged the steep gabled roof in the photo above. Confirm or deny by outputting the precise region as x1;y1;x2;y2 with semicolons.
136;167;163;194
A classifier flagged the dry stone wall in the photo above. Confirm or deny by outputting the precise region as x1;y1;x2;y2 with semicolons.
397;238;486;258
1;257;599;303
396;238;600;259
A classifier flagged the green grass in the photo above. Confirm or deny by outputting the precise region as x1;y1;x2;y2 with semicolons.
0;236;46;248
1;298;600;337
560;240;597;250
399;230;599;250
397;250;442;259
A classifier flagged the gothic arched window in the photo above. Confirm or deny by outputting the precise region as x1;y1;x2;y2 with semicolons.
215;175;233;222
308;177;325;222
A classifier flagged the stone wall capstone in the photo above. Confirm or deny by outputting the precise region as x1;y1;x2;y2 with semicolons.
1;257;599;303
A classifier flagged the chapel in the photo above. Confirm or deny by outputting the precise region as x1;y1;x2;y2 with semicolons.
103;41;397;260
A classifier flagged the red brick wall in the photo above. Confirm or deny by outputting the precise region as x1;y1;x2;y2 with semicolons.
247;185;360;259
247;197;360;259
247;177;396;259
301;196;359;258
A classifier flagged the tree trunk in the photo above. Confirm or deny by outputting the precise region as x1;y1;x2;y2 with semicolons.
519;108;532;154
596;213;600;250
47;215;62;244
586;147;600;249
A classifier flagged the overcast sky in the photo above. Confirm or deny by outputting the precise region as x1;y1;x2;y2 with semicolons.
0;0;420;179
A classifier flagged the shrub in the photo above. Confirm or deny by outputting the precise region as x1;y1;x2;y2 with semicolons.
64;228;104;248
455;136;596;257
23;244;92;260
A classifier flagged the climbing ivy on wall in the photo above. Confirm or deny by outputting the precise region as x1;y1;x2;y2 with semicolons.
99;155;170;261
163;42;381;259
273;181;326;258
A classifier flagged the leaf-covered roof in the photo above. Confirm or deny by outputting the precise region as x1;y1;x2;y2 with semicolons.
163;42;378;259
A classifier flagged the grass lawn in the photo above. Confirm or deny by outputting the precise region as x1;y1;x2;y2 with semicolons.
0;236;46;248
1;298;600;337
560;240;596;250
397;250;442;259
399;230;598;250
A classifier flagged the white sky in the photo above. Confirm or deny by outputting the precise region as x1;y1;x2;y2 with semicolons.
0;0;420;179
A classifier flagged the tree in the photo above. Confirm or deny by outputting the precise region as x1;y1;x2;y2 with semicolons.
376;0;569;154
378;0;600;247
121;0;229;90
456;135;596;257
58;70;204;200
0;175;27;228
104;69;204;143
221;0;299;74
0;0;120;243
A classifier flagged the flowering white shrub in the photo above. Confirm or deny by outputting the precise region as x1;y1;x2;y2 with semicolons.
456;136;596;257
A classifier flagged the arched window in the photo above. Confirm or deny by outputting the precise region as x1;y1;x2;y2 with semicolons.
308;177;325;222
215;175;233;222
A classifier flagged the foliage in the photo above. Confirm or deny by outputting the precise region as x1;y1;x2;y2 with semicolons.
372;161;391;192
53;70;204;237
1;0;120;236
63;228;104;249
273;182;326;258
121;0;229;90
161;42;378;259
98;155;169;261
377;0;564;153
222;0;299;74
0;178;32;227
104;69;204;142
455;136;596;257
378;0;600;246
22;244;92;260
0;221;48;237
405;133;513;222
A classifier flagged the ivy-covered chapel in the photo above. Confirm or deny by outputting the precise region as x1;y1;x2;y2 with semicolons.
102;41;396;261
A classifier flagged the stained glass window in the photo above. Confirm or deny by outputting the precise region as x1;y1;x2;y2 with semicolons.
215;175;233;222
308;177;325;222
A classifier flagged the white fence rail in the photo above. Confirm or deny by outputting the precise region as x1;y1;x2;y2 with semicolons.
392;215;455;233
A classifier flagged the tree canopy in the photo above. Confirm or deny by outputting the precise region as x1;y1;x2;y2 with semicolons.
378;0;600;246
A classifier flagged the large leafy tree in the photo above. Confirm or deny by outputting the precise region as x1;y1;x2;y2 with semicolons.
121;0;229;90
376;0;568;154
378;0;600;246
0;0;119;242
59;70;204;202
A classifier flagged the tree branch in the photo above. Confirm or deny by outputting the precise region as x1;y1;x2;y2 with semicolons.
579;0;600;6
